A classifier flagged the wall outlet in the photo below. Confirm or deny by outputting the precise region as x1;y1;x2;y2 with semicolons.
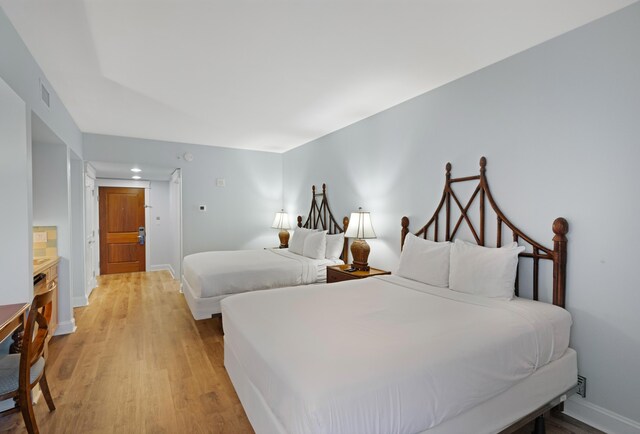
577;375;587;398
33;232;48;243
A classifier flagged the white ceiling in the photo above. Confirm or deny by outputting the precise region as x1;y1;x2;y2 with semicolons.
1;1;636;153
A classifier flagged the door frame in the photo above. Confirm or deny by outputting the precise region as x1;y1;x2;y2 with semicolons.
170;169;183;281
84;164;98;298
95;179;151;273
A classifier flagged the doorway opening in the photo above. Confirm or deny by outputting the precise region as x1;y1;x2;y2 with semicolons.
87;162;183;281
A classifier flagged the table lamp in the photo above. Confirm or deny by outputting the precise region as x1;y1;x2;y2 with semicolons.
345;207;377;271
271;210;291;248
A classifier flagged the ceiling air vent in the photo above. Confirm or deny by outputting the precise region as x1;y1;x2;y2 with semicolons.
40;79;50;108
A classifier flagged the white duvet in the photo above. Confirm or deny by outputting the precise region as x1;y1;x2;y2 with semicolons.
222;275;572;434
183;248;341;298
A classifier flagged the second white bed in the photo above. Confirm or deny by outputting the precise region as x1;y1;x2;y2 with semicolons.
183;248;342;319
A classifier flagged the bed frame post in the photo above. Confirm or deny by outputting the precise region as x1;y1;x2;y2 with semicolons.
445;163;452;240
342;216;350;262
401;216;410;250
552;218;569;308
479;157;486;246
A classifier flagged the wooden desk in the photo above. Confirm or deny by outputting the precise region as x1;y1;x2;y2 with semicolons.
0;303;29;354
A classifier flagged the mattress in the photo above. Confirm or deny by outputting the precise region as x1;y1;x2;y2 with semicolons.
221;275;573;434
225;340;577;434
183;248;342;298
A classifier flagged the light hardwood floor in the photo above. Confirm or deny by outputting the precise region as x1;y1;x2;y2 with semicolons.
1;271;601;434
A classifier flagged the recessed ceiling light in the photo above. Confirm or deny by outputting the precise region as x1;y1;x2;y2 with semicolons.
131;167;142;172
132;175;141;180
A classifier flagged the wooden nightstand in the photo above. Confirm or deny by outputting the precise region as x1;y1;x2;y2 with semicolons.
326;264;391;283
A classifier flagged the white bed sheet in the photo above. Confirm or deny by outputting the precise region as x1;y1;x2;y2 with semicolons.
225;341;577;434
183;248;342;298
221;275;572;434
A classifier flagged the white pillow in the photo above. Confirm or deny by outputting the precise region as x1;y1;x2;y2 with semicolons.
302;231;327;259
449;239;525;299
288;227;317;255
325;233;344;259
396;233;451;287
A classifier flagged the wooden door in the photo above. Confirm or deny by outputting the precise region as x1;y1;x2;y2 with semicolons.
99;187;146;274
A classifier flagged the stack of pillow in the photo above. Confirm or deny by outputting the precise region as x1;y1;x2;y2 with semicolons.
396;233;525;299
288;227;344;260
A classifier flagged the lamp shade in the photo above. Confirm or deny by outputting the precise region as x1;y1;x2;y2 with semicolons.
271;211;291;230
345;208;376;239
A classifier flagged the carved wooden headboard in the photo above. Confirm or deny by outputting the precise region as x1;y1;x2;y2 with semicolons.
401;157;569;308
297;184;350;262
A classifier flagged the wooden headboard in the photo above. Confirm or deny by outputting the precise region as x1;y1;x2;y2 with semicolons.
401;157;569;308
297;184;350;262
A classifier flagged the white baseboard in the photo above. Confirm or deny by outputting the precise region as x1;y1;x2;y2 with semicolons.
148;264;176;279
0;399;13;411
73;295;89;307
87;283;95;300
564;396;640;434
54;319;77;336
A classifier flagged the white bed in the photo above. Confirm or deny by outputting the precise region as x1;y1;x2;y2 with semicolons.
182;183;349;320
183;248;343;319
222;159;576;433
222;275;576;434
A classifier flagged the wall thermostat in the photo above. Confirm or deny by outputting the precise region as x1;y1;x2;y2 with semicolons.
199;205;207;212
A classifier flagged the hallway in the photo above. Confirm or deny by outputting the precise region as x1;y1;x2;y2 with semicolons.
1;271;251;433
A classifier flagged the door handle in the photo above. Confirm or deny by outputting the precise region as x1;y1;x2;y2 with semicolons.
138;226;146;245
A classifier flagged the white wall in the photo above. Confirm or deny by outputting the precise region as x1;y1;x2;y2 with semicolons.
0;8;82;158
70;155;86;307
0;76;31;305
1;7;82;334
83;135;283;257
32;141;76;335
284;4;640;430
148;181;174;275
32;143;68;226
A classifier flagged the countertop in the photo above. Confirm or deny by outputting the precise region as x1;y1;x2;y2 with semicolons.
33;257;60;276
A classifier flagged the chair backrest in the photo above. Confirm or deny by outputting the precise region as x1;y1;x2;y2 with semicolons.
19;288;54;388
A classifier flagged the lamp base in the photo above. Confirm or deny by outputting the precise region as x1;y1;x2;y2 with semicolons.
350;239;370;271
278;230;290;248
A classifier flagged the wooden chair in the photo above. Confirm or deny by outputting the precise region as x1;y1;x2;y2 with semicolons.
0;288;56;433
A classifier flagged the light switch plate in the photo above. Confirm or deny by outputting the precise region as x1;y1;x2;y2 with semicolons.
33;232;48;243
216;178;226;187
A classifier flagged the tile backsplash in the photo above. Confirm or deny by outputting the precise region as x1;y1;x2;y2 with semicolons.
33;226;58;258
